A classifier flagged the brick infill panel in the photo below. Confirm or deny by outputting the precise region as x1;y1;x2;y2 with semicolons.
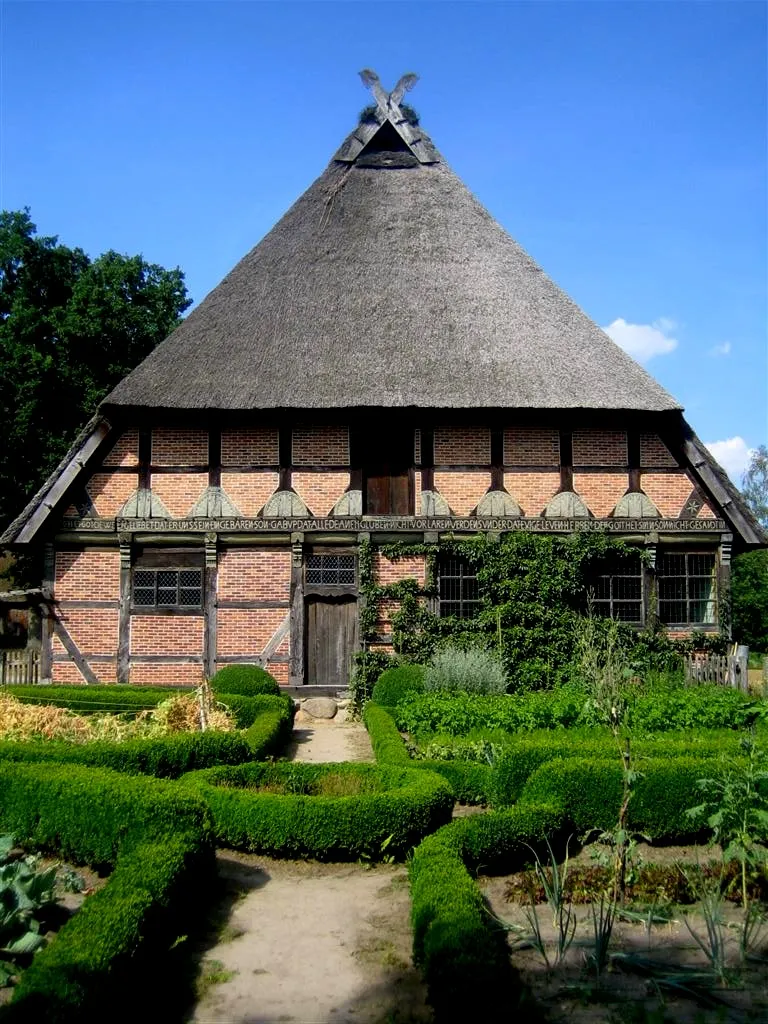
217;608;289;657
373;554;426;586
503;428;560;466
434;426;490;464
151;428;208;466
640;434;678;468
150;473;208;518
433;471;491;516
222;428;279;465
572;430;628;467
573;473;629;518
292;426;349;466
103;430;139;467
292;472;350;516
130;616;204;656
641;472;696;518
218;549;291;603
52;607;119;655
504;471;560;516
221;471;279;517
55;550;120;601
87;472;138;517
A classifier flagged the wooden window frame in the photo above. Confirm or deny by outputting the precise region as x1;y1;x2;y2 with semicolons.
588;552;644;625
131;567;204;615
657;550;718;628
437;554;481;620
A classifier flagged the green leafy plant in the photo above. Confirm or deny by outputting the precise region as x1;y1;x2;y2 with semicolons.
0;834;57;986
518;835;577;967
685;737;768;910
424;645;508;695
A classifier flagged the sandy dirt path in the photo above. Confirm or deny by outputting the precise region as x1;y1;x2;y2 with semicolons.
192;853;431;1024
287;717;374;764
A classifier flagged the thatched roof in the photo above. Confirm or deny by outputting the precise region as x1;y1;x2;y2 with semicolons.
103;82;679;414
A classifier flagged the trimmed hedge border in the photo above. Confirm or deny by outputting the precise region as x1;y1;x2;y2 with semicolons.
409;803;563;1021
519;755;736;841
179;761;454;860
0;694;294;778
0;762;214;1022
363;703;494;804
492;731;748;806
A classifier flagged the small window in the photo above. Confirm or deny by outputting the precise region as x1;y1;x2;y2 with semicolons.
438;555;480;619
306;554;356;587
589;553;643;624
132;569;203;609
657;551;717;626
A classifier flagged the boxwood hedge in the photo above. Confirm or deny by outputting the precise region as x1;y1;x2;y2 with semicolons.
0;694;294;778
363;703;493;804
0;762;214;1023
209;664;281;697
180;760;453;860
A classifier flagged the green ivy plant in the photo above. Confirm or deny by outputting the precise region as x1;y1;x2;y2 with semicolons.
354;534;725;695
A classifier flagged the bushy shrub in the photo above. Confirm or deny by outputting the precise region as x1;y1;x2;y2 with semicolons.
4;686;181;714
0;763;213;1022
519;756;734;841
363;703;493;804
180;761;453;859
209;664;280;697
409;803;563;1020
424;645;508;695
0;695;294;777
371;664;425;710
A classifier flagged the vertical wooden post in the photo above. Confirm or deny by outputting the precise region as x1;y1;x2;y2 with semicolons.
627;431;641;492
559;430;573;492
490;426;503;491
643;537;657;629
289;532;305;686
203;532;218;680
117;534;132;684
719;534;733;640
40;542;55;683
279;425;292;492
421;426;435;494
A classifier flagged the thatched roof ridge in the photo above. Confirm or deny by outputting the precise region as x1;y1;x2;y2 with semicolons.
103;115;679;413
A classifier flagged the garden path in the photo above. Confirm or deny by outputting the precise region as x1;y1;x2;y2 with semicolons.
192;853;430;1024
191;714;426;1023
287;714;374;764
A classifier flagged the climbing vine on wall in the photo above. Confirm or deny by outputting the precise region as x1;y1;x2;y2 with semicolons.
355;534;727;694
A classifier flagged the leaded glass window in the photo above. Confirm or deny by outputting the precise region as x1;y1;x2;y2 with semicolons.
589;553;643;623
305;554;356;587
438;555;480;619
132;569;203;609
657;551;717;626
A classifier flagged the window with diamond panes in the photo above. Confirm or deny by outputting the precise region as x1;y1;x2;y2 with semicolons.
657;552;716;626
305;554;356;587
589;553;643;623
132;569;203;609
438;555;480;619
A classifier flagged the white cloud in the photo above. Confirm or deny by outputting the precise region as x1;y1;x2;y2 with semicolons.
709;341;732;357
704;436;755;482
603;317;678;362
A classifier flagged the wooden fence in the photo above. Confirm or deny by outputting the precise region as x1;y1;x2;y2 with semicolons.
0;650;41;685
684;645;749;692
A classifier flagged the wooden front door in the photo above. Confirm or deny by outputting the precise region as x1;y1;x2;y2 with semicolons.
364;426;413;515
306;596;358;687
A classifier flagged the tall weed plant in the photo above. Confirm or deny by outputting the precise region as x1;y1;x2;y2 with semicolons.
424;645;508;695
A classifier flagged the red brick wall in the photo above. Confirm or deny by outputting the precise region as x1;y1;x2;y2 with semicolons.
55;550;120;601
52;608;119;655
373;553;426;585
221;472;279;517
130;616;204;656
217;608;288;656
86;473;138;517
572;430;628;466
292;472;350;516
53;663;118;684
130;663;203;686
573;473;628;517
640;434;678;468
434;426;490;464
222;428;279;465
103;430;139;467
641;472;695;517
267;662;289;684
292;426;349;465
151;429;208;465
414;429;422;466
698;501;717;518
433;471;491;516
218;550;291;603
150;473;208;518
505;471;560;516
504;428;559;465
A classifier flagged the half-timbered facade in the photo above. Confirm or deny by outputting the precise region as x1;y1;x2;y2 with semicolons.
3;71;764;687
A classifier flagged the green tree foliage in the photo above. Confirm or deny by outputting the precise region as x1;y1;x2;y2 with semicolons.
0;209;190;530
732;549;768;651
741;444;768;528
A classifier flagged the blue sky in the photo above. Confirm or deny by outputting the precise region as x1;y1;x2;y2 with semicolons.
2;1;765;479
